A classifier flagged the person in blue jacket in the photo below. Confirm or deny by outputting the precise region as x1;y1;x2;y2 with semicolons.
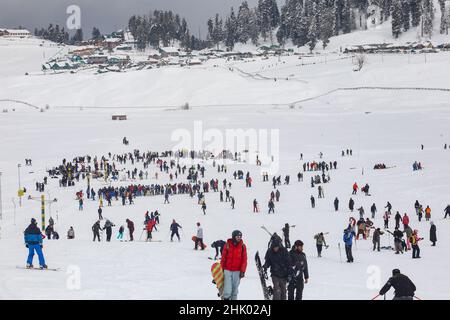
24;218;47;269
343;226;356;263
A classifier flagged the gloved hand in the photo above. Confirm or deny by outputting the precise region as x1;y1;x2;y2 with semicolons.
40;245;43;248
240;271;245;278
25;244;29;248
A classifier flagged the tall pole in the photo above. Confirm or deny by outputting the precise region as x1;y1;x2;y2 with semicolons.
0;172;3;220
41;195;45;231
18;164;22;207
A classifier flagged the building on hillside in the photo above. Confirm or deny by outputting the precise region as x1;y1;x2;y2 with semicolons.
107;55;130;66
0;28;32;38
159;47;180;57
87;55;108;64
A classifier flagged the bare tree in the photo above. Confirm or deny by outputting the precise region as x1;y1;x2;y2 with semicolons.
353;54;367;71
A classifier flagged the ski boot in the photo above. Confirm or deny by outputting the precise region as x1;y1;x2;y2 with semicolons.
39;265;48;270
26;264;34;269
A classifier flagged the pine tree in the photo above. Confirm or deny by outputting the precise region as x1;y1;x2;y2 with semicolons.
237;1;252;43
225;8;238;50
71;28;83;43
92;27;101;40
401;0;411;32
308;3;319;52
422;0;434;38
391;0;403;38
410;0;422;27
321;2;336;49
439;0;447;34
341;0;352;34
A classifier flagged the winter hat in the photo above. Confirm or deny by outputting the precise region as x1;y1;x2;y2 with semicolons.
392;269;401;276
232;230;242;239
197;222;200;226
31;218;36;224
294;240;304;247
271;239;282;248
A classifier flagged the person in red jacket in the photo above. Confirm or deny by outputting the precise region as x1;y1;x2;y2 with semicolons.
402;213;410;229
220;230;247;300
145;219;156;241
352;182;358;195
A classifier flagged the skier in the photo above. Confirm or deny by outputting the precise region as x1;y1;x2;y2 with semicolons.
263;239;290;300
24;218;47;269
410;230;423;259
67;226;75;239
103;219;115;242
170;219;182;242
126;218;134;241
334;197;339;211
343;227;356;263
92;220;101;242
372;228;384;252
430;221;437;246
194;222;204;250
310;195;315;208
379;269;416;300
349;198;355;212
220;230;247;300
371;203;377;219
288;240;309;300
314;232;328;257
282;223;291;249
211;239;226;260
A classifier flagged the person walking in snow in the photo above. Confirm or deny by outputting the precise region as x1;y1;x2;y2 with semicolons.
194;222;205;250
253;199;259;213
282;223;291;249
98;207;103;220
371;203;377;219
425;206;431;221
268;199;275;214
310;195;315;208
103;219;115;242
92;220;101;242
349;198;355;212
170;219;182;242
430;221;437;246
288;240;309;300
220;230;247;300
263;238;291;300
444;205;450;219
67;226;75;239
372;228;384;252
314;232;328;257
24;218;47;269
343;227;356;263
126;218;134;241
334;197;339;211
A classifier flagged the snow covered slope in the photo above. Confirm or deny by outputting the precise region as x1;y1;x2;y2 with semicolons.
1;26;450;300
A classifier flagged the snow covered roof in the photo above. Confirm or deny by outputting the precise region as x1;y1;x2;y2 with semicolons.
104;38;122;43
160;47;179;53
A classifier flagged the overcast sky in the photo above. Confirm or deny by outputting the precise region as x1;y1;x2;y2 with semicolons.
0;0;282;39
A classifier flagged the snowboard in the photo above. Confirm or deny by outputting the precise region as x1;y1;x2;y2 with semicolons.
211;262;224;299
192;236;207;249
16;266;60;271
255;251;273;300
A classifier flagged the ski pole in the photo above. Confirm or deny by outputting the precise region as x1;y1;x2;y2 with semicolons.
338;243;342;263
414;296;422;300
371;294;380;300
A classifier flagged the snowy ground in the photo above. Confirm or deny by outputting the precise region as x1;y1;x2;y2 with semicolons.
1;25;450;300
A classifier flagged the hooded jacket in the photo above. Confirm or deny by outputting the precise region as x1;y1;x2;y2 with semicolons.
220;239;247;272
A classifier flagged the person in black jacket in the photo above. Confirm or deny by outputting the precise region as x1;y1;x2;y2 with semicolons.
263;239;291;300
211;240;226;260
430;221;437;246
282;223;291;249
170;219;182;242
288;240;309;300
379;269;416;300
103;219;115;242
92;220;101;242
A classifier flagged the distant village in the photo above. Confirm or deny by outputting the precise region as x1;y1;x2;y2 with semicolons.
1;26;449;75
